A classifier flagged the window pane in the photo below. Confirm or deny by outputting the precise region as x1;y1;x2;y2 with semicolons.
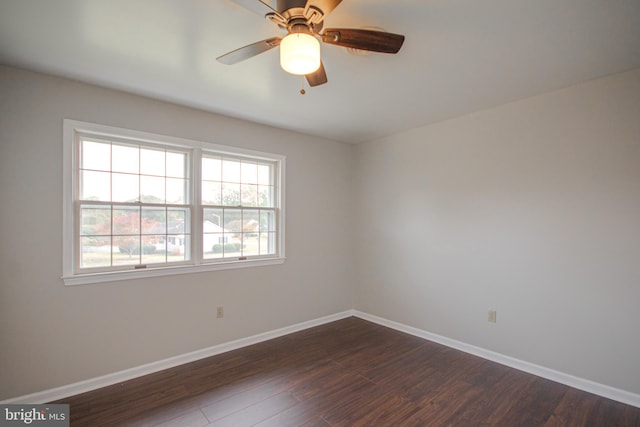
203;208;223;229
242;210;260;257
223;235;242;257
204;209;226;257
142;207;166;234
222;159;241;182
112;145;139;174
241;184;258;207
243;235;259;256
113;236;140;265
140;148;165;176
241;161;258;184
167;208;190;260
260;210;276;232
202;156;221;181
202;181;222;205
153;237;167;258
222;182;241;206
80;236;112;268
258;185;274;207
140;175;165;203
80;206;111;236
113;206;140;235
260;232;276;255
224;209;242;233
257;163;272;185
142;235;166;264
112;173;139;202
82;140;111;171
168;208;189;234
81;170;111;201
167;234;188;260
167;152;186;178
167;178;187;204
243;210;260;233
181;234;191;260
204;232;225;259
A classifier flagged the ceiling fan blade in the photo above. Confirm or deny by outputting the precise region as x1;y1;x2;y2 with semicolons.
230;0;277;17
306;61;328;87
305;0;342;16
322;28;405;53
216;37;281;65
258;0;289;21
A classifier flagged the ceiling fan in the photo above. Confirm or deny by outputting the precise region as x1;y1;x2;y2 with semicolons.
217;0;405;87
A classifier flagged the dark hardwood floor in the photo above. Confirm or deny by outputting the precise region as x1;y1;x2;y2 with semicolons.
52;317;640;426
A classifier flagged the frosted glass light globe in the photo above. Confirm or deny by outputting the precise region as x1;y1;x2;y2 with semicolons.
280;33;321;75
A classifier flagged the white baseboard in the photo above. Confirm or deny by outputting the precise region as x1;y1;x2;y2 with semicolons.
4;309;639;409
1;311;354;404
352;310;640;409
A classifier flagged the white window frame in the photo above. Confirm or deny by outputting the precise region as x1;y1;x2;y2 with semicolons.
62;120;285;286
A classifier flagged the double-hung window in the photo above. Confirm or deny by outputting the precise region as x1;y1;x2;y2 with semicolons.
63;120;285;285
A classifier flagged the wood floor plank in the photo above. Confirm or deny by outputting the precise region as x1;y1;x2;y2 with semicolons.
338;394;422;427
448;369;538;425
254;399;330;427
287;361;360;402
51;317;640;426
153;409;209;427
498;377;569;426
199;377;288;423
204;391;299;426
406;380;485;426
118;397;204;427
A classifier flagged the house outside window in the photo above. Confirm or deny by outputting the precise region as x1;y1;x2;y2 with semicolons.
63;120;285;285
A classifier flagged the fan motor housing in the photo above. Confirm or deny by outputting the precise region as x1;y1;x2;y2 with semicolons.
270;1;325;33
277;0;308;13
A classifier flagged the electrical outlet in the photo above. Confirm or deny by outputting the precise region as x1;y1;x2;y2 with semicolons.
216;306;224;318
488;309;497;323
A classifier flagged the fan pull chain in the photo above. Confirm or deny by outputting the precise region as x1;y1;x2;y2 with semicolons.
300;77;306;95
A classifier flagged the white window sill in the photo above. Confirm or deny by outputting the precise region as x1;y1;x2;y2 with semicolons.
62;258;285;286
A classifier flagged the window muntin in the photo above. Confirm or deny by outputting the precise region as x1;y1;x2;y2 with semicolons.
64;120;285;284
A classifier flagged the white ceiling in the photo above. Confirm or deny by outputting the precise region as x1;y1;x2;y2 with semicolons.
1;0;639;143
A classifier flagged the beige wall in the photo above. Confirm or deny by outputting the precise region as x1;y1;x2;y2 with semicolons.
354;68;640;394
0;66;354;400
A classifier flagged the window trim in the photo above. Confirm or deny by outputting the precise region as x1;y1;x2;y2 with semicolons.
62;119;285;286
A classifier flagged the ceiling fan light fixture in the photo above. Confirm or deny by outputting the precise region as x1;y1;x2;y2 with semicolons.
280;32;321;75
